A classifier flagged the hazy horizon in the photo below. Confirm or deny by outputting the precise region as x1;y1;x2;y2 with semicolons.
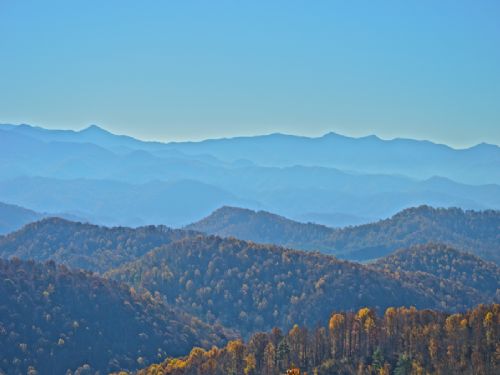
1;1;499;148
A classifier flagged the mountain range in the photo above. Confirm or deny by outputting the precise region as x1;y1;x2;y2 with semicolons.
2;205;499;264
1;123;499;227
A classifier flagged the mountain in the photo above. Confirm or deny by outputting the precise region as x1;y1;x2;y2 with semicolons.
0;201;86;235
0;123;166;154
2;171;499;229
1;124;500;227
0;128;230;184
294;211;371;227
0;258;232;375
0;201;43;234
158;132;500;185
187;205;500;263
373;244;500;300
134;304;500;375
0;218;199;273
0;177;252;227
186;205;333;247
106;236;493;338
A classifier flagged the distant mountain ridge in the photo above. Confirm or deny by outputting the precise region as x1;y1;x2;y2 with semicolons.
0;201;42;234
187;205;500;263
160;131;500;184
1;123;499;228
0;177;251;227
2;123;499;184
0;201;84;235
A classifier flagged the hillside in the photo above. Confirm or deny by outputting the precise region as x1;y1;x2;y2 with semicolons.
186;206;333;246
106;236;491;338
134;304;500;375
0;218;198;273
373;244;500;300
0;201;42;235
187;205;500;263
0;258;232;375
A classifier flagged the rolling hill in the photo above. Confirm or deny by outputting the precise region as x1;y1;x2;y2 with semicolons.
0;258;232;375
372;243;500;300
187;205;500;263
0;218;199;273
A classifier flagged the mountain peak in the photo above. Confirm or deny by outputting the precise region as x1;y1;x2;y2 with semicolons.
321;131;349;139
80;124;110;134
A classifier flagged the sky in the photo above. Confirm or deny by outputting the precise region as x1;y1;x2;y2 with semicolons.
0;0;499;147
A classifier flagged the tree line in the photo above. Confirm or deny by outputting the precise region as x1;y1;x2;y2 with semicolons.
133;304;500;375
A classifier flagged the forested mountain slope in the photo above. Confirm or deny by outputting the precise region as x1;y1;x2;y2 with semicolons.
188;205;500;263
0;258;232;375
134;304;500;375
0;218;198;273
106;236;492;338
373;244;500;300
186;205;333;247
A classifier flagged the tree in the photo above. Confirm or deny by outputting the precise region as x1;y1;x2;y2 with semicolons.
394;354;412;375
277;339;290;371
227;340;245;375
329;314;345;359
371;347;384;371
263;342;276;375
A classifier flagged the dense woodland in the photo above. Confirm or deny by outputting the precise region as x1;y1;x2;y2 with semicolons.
188;206;500;263
0;218;198;273
0;258;232;375
131;304;500;375
373;244;500;301
107;236;496;338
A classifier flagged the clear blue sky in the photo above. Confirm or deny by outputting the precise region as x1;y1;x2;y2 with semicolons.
1;0;499;146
